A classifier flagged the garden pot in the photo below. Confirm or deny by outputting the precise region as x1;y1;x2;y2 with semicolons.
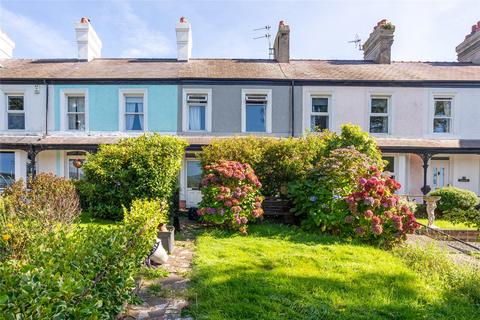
158;226;175;254
149;238;169;265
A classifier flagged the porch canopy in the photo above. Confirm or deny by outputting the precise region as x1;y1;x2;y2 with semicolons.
1;135;480;193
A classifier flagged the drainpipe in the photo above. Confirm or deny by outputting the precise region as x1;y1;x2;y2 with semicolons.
290;80;295;137
44;80;49;136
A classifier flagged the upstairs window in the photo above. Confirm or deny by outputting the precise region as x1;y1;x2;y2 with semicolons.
7;95;25;130
67;96;85;130
433;97;452;133
187;94;207;131
245;94;267;132
310;96;329;131
0;152;15;188
369;97;389;134
125;96;144;131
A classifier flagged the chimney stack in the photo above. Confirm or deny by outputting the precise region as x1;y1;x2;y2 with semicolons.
456;21;480;64
74;17;102;61
274;20;290;63
0;28;15;59
175;17;192;61
363;19;395;64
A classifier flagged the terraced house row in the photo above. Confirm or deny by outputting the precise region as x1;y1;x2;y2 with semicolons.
1;17;480;207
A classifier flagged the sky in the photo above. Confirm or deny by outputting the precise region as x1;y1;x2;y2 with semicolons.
0;0;478;61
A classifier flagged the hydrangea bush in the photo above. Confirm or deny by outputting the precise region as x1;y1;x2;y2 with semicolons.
345;166;419;246
198;161;263;234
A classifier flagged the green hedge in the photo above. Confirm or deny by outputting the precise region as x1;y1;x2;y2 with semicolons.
0;199;166;318
429;186;479;213
78;134;188;219
200;124;383;196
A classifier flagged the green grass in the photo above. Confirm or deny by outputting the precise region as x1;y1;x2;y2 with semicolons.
188;223;480;320
416;218;477;230
75;211;119;229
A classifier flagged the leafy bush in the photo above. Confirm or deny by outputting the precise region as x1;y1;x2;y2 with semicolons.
0;199;166;318
345;167;419;246
443;207;480;230
198;161;263;234
288;148;373;232
0;174;81;260
78;134;188;219
429;186;479;213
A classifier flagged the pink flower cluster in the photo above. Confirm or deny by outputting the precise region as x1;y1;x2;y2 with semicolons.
345;166;419;244
199;160;263;233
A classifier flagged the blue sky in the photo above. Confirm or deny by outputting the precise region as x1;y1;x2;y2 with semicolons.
0;0;478;61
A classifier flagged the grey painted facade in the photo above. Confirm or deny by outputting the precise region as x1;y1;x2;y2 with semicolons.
178;84;300;137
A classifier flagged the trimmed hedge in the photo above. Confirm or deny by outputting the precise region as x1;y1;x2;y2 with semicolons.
429;186;479;213
0;199;166;318
78;134;188;219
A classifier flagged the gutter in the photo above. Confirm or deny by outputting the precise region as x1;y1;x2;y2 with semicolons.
291;80;295;137
44;80;49;136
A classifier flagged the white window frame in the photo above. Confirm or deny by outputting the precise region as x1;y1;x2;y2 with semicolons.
182;88;212;132
432;96;454;135
241;89;272;133
65;153;86;180
60;88;89;132
309;95;331;132
369;95;391;135
118;89;148;132
5;93;26;131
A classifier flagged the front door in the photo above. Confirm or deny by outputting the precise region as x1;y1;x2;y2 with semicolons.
186;160;202;207
431;160;450;190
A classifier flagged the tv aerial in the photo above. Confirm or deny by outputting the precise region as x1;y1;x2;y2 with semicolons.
348;34;362;50
253;25;274;59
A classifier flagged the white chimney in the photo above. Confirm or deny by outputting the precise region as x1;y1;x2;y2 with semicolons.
74;17;102;61
175;17;192;61
456;21;480;64
0;28;15;59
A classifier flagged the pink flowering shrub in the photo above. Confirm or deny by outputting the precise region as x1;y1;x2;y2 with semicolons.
198;161;264;234
345;166;419;246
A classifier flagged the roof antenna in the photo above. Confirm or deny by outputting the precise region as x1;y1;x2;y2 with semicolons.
253;25;273;59
348;34;363;50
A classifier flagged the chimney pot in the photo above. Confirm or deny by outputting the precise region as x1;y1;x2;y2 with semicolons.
75;18;102;61
363;19;395;64
273;20;290;63
456;21;480;64
175;17;192;61
0;28;15;59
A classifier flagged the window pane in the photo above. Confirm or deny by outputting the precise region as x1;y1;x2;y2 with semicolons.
434;100;451;116
312;97;328;113
310;115;328;131
68;114;85;130
246;105;266;132
8;96;24;111
67;96;85;113
8;114;25;130
383;156;395;173
433;118;450;133
0;152;15;188
370;116;388;133
126;114;144;131
68;159;84;180
187;161;202;190
189;105;206;131
125;97;144;113
371;98;388;113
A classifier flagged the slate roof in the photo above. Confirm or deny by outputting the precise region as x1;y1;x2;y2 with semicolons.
1;58;480;82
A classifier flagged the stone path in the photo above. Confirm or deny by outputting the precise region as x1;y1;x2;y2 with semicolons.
120;218;202;320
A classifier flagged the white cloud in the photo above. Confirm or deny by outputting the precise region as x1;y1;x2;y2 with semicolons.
115;0;173;58
0;6;74;58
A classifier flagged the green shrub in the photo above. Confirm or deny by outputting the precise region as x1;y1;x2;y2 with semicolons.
0;199;166;318
0;174;81;260
198;161;263;234
78;134;188;219
443;207;480;230
429;186;479;213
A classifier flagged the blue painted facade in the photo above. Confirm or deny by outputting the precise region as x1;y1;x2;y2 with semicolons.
53;85;178;132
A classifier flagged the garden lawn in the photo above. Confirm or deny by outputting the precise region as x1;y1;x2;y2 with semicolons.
417;218;477;230
188;223;479;320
